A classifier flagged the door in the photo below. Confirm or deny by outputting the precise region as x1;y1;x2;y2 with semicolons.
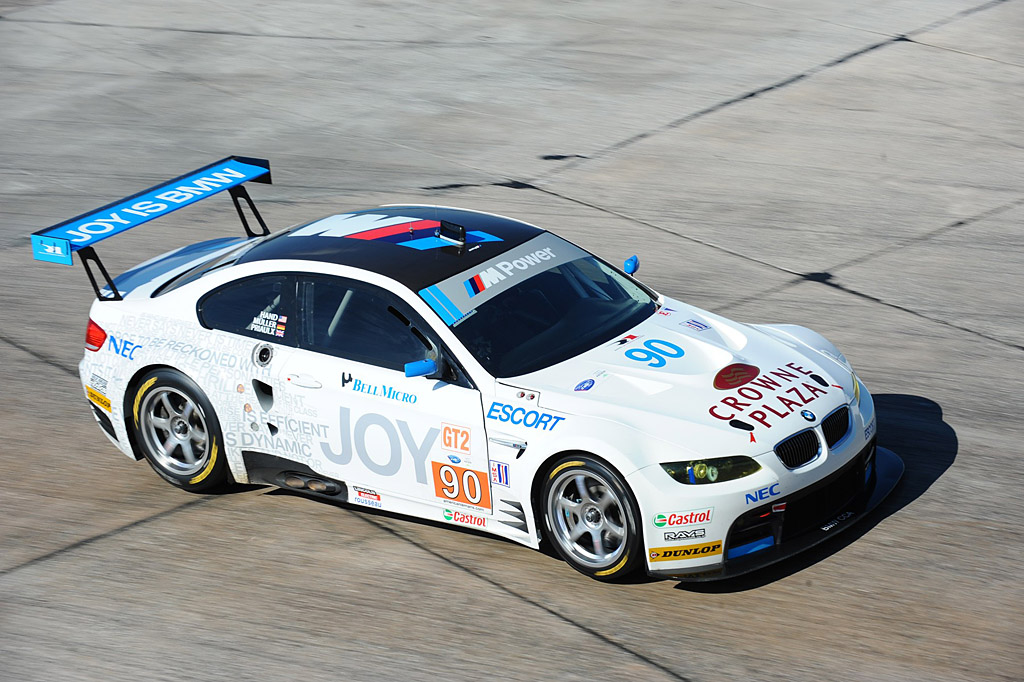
195;272;304;457
274;275;492;515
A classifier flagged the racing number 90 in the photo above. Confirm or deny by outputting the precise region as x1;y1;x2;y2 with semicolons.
625;339;685;368
432;461;492;510
438;465;483;503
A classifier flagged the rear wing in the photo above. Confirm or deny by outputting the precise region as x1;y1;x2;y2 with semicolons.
30;156;272;300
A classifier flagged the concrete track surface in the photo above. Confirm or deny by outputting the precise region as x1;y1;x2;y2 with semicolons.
1;1;1022;680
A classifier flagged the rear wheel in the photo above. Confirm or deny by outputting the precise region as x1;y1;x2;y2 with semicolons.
542;455;642;581
131;369;229;492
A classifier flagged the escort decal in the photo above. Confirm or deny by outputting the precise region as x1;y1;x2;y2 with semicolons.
486;402;565;431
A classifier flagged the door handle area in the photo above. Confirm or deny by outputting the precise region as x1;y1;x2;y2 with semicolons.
286;374;322;389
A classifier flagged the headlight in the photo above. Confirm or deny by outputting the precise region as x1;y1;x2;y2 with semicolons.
851;370;861;404
661;456;762;485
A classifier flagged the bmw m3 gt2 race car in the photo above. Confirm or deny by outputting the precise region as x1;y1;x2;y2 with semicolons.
32;157;903;581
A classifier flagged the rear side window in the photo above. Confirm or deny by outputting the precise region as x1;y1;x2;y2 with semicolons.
198;274;297;344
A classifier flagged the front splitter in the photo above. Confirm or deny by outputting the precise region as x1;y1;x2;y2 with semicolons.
649;446;905;582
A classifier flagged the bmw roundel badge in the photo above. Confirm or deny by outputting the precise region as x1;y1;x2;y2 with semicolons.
801;410;816;422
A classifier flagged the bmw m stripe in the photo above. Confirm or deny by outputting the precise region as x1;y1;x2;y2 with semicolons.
419;285;463;325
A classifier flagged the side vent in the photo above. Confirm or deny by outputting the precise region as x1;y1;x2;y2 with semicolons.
498;499;528;532
252;379;274;412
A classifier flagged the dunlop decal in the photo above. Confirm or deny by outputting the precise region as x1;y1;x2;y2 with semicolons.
87;386;111;412
648;541;723;562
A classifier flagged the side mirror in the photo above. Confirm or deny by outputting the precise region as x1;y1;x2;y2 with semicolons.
624;255;640;275
405;358;438;378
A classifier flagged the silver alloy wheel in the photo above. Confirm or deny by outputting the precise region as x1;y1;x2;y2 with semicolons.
547;467;628;570
139;387;210;476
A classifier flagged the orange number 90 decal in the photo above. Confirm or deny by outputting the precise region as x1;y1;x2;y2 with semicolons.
432;461;491;510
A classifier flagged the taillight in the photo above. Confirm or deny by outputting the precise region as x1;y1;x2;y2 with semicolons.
85;318;107;352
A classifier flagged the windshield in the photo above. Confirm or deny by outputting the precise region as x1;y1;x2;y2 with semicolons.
448;254;656;377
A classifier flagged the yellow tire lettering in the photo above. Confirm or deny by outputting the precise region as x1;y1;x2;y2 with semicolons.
134;377;158;427
595;552;629;577
549;460;584;480
189;440;218;485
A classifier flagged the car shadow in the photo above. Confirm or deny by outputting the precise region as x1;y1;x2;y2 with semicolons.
263;486;514;543
674;393;957;593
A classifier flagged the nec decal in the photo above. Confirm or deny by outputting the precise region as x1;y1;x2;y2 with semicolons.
464;247;556;297
486;402;565;431
107;335;142;360
745;483;781;505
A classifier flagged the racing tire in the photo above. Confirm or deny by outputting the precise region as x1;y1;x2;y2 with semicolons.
541;455;643;581
130;369;230;493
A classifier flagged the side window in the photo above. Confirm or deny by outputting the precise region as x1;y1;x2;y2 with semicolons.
301;277;432;371
198;274;297;344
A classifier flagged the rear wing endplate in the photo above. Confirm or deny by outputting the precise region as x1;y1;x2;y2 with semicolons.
30;156;272;300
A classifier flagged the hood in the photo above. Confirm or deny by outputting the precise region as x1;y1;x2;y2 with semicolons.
510;299;855;458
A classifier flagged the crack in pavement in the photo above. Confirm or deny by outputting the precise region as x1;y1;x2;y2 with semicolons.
352;512;692;682
530;0;1013;183
0;16;522;45
827;196;1024;274
904;36;1024;70
0;496;217;578
0;333;78;376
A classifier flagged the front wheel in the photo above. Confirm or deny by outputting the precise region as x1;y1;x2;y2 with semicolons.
130;369;229;492
542;455;642;581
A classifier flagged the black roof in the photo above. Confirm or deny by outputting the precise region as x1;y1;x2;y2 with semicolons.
237;206;544;291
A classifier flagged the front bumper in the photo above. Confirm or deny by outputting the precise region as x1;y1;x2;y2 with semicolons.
647;440;904;581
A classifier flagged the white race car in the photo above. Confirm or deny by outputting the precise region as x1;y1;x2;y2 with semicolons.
32;157;903;581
